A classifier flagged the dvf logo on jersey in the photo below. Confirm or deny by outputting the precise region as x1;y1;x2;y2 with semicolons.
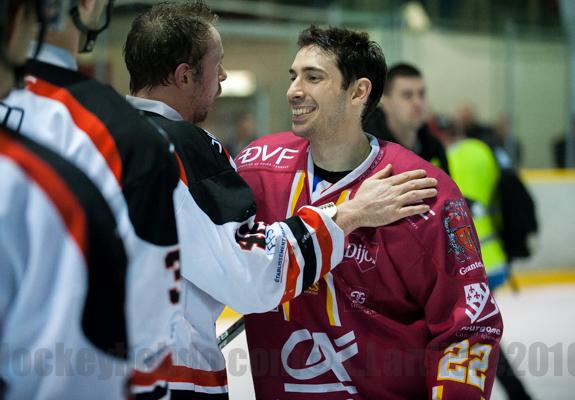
281;329;358;394
344;236;379;273
237;145;298;166
464;282;500;323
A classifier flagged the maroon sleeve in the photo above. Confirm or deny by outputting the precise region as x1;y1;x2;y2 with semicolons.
388;193;503;399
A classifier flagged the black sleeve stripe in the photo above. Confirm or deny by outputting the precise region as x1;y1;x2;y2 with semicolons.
284;216;317;290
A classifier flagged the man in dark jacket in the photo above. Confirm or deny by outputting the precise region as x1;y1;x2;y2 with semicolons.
363;63;450;174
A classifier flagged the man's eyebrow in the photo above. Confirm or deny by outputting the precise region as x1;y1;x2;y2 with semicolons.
289;67;326;74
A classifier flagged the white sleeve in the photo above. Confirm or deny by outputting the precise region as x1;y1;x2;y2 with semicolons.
175;181;345;314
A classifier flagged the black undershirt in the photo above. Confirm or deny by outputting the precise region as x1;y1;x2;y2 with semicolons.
313;164;352;184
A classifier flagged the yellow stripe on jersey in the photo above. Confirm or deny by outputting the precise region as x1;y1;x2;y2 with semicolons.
320;190;350;327
432;385;444;400
335;189;350;205
325;272;342;327
287;171;306;218
282;172;305;322
282;301;290;321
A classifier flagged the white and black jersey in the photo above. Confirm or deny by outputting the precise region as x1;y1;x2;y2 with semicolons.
126;96;345;398
3;45;181;375
0;126;129;399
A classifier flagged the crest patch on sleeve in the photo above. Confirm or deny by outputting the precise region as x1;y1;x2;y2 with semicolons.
442;199;480;264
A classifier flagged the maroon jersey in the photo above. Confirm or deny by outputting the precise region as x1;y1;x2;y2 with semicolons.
236;132;503;400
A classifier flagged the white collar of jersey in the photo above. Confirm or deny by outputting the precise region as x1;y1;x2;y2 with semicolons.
308;133;380;203
29;42;78;71
125;95;184;122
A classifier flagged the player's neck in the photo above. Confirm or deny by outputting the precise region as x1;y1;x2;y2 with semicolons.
388;117;418;150
134;86;188;121
0;66;14;99
309;129;371;172
44;20;82;59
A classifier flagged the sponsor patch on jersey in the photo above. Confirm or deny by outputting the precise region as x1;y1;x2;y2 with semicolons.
304;281;320;295
343;286;376;315
274;226;288;283
281;329;359;395
343;235;379;273
464;282;500;323
456;324;502;340
236;145;299;169
459;261;485;276
443;199;480;264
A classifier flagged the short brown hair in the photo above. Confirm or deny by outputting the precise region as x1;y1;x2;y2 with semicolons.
123;0;217;94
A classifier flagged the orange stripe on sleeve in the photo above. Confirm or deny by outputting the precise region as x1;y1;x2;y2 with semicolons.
28;78;123;184
297;207;333;277
131;355;228;388
0;131;88;257
174;153;188;186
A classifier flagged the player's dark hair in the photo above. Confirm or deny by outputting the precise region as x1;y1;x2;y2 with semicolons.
384;63;422;95
123;0;217;94
297;25;387;122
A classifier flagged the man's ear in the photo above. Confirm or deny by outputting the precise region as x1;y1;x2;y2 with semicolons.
78;0;97;23
173;63;191;88
351;77;371;107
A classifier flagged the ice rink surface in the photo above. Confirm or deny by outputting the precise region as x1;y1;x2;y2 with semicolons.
217;282;575;400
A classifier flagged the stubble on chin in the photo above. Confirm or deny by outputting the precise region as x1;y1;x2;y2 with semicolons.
291;122;308;138
194;110;209;124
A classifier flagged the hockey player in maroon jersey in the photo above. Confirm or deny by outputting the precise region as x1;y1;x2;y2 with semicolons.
0;0;130;397
236;25;503;399
122;2;440;398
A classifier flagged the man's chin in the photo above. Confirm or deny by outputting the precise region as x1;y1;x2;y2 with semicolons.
410;120;425;131
291;126;311;138
193;111;209;124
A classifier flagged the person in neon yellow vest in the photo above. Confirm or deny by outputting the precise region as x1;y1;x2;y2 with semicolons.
432;114;533;400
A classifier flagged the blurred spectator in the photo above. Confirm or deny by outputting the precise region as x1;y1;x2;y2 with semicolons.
453;105;537;261
225;111;258;157
454;106;522;168
433;114;534;400
363;63;449;173
433;115;509;286
552;117;575;168
454;103;493;142
494;114;523;168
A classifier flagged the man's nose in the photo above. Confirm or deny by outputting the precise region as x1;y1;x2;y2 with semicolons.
287;78;303;101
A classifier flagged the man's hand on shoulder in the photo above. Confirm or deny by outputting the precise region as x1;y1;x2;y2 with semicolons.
335;164;437;235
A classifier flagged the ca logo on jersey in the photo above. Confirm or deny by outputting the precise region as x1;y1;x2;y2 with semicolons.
464;282;500;323
281;329;359;394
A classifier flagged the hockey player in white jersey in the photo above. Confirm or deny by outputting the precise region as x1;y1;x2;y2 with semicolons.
0;0;130;398
3;0;184;381
123;1;439;397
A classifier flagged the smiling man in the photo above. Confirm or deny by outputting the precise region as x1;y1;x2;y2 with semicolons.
236;25;502;399
122;2;440;398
